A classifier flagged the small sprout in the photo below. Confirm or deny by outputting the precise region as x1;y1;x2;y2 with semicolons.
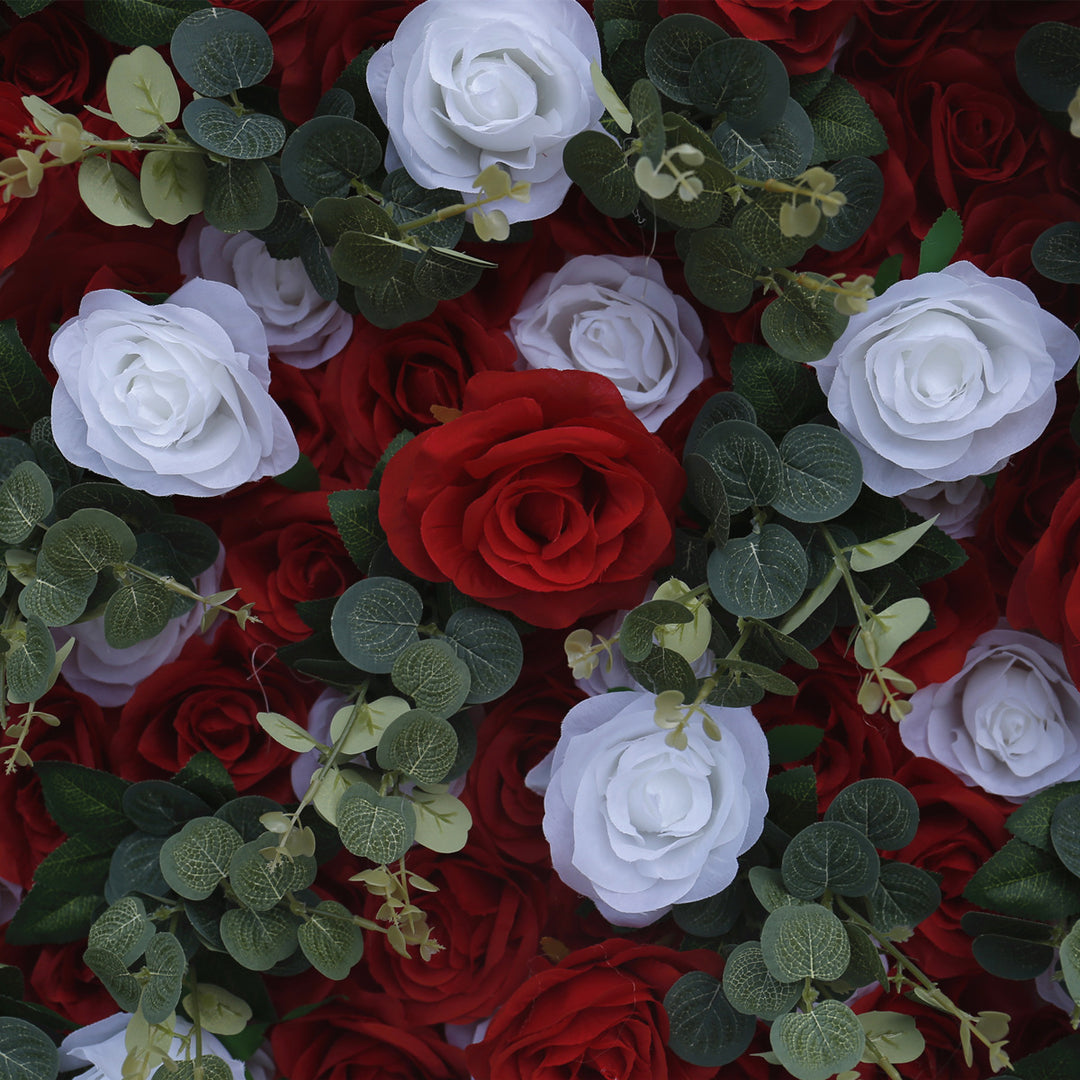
653;689;686;729
778;198;821;238
671;142;704;167
833;273;876;315
564;628;599;679
473;163;511;200
634;155;677;199
665;728;688;750
473;208;509;242
702;715;723;741
0;148;44;200
634;146;704;202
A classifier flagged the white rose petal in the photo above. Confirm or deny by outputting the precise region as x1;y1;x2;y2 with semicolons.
510;255;707;431
900;625;1080;800
367;0;604;223
49;280;299;497
812;263;1079;496
527;689;768;926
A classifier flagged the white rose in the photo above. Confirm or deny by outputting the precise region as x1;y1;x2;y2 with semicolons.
366;0;604;223
898;476;989;540
900;625;1080;800
56;548;224;707
510;256;708;431
811;262;1079;496
526;690;768;926
58;1013;246;1080
178;216;353;370
49;280;299;497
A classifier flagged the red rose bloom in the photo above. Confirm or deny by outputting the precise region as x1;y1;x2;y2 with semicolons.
467;939;728;1080
378;370;684;629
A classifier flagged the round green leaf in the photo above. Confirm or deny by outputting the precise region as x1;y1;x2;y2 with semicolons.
696;420;782;512
159;816;243;901
772;424;863;523
85;0;207;48
412;247;485;303
152;1057;233;1080
684;391;757;458
1059;921;1080;1007
1032;222;1080;285
771;1000;865;1080
203;159;277;233
683;227;760;313
336;780;416;865
709;523;809;619
619;600;694;663
782;821;880;899
690;38;788;136
733;189;820;268
281;116;382;205
443;607;523;704
748;866;806;912
834;923;887;994
78;155;154;228
869;860;941;933
663;971;755;1068
104;576;174;648
107;832;170;903
219;906;298;972
297;900;365;980
82;946;141;1012
88;897;154;967
761;275;848;364
0;1017;59;1080
376;708;459;785
673;884;742;938
972;933;1056;981
644;13;728;104
723;941;801;1020
140;149;207;225
330;577;422;674
123;780;211;836
170;7;272;97
182;98;285;159
140;931;185;1023
818;156;883;252
410;789;472;854
5;614;56;705
332;228;405;289
824;778;919;850
760;903;850;982
684;452;731;544
381;168;466;250
1016;21;1080;111
390;640;470;720
712;98;813;181
228;835;316;912
563;130;638;218
105;45;180;137
214;795;283;842
0;460;53;544
43;507;136;577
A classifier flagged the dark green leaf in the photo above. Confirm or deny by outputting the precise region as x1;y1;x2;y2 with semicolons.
761;903;850;981
824;778;919;850
122;780;211;836
327;489;383;573
1032;222;1080;284
629;78;665;165
1008;782;1080;853
413;247;485;302
771;999;865;1080
673;884;743;938
729;343;824;439
1051;794;1080;877
443;607;523;704
663;971;755;1068
0;323;52;432
690;38;787;135
972;933;1056;980
781;820;880;899
767;725;824;765
708;523;809;619
86;0;207;47
644;13;727;104
869;860;941;931
106;832;170;903
0;1016;59;1080
772;424;862;523
819;155;883;252
761;274;847;364
918;208;963;275
336;781;416;864
182;98;284;159
626;645;698;702
170;7;271;96
696;419;782;512
722;940;801;1020
330;577;423;674
620;600;694;663
711;97;813;182
376;708;459;784
805;74;887;163
1015;22;1080;111
964;838;1080;921
203;159;276;233
684;391;756;458
683;227;760;312
35;762;131;842
1003;1031;1080;1080
281;116;382;205
353;261;437;329
766;766;818;838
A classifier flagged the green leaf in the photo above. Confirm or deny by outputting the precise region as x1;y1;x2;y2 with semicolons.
819;155;883;252
1051;794;1080;877
3;0;55;14
684;452;731;544
972;933;1056;981
805;74;887;164
748;866;809;912
673;884;742;937
103;575;174;648
77;155;154;228
833;923;887;994
330;577;423;674
626;645;699;702
767;765;818;838
42;507;135;577
297;222;338;303
17;552;95;627
140;148;207;225
869;860;941;932
380;170;465;249
684;391;756;458
767;724;825;765
918;208;963;275
772;424;862;523
85;0;207;47
327;491;385;573
733;189;822;268
88;897;154;967
1004;1031;1080;1080
696;420;782;512
620;600;694;663
122;780;211;836
662;972;755;1068
35;762;131;842
782;820;880;899
82;945;140;1012
105;45;180;138
0;323;51;430
182;98;285;160
964;838;1080;921
443;607;523;704
280;116;382;205
1059;922;1080;1009
628;78;665;165
761;275;847;364
824;778;920;850
847;517;938;572
760;903;850;981
219;906;298;972
1008;781;1080;853
203;159;276;233
159;817;243;901
139;931;185;1023
1032;222;1080;285
106;832;170;903
873;252;903;295
712;98;813;182
644;13;727;104
228;836;315;912
4;615;56;705
172;752;236;808
332;220;404;288
729;343;824;439
682;227;760;313
709;523;809;619
170;7;272;97
771;1000;865;1080
376;708;459;784
722;940;801;1020
297;900;365;980
353;261;438;329
853;596;930;669
153;1057;233;1080
1015;22;1080;112
336;781;416;865
0;1017;59;1080
214;796;282;843
410;788;472;854
689;38;787;136
644;114;734;229
413;247;486;302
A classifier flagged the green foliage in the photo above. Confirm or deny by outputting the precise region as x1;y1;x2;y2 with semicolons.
182;98;285;159
818;156;882;252
662;972;755;1067
766;725;824;765
564;130;640;218
442;608;523;704
965;838;1080;921
376;709;459;784
782;821;879;899
682;227;760;312
690;38;787;134
0;323;51;430
159;817;243;901
330;577;423;673
729;344;824;438
1008;782;1080;853
35;763;131;842
761;904;850;981
770;1000;865;1080
1015;22;1080;112
823;778;919;850
804;73;887;163
85;0;208;47
123;780;211;835
869;861;941;932
0;1017;59;1080
917;208;963;275
772;425;862;523
170;7;272;96
281;117;382;206
297;901;365;980
219;906;298;972
708;523;809;619
1032;222;1080;284
228;837;315;912
104;575;174;648
723;941;801;1020
203;160;277;233
712;99;814;182
336;781;416;864
644;13;727;104
971;933;1056;981
761;275;848;363
673;885;743;937
1052;794;1080;877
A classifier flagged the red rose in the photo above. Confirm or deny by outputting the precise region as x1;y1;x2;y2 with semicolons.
356;841;546;1025
320;300;517;479
1007;475;1080;686
378;370;684;629
658;0;855;75
217;486;356;646
266;360;347;481
0;940;116;1026
466;939;731;1080
0;688;115;889
894;757;1011;980
111;622;314;801
270;1001;466;1080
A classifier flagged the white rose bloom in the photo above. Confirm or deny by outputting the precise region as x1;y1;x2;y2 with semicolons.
58;1013;246;1080
510;256;708;431
898;476;989;540
366;0;605;223
56;548;224;707
178;216;352;370
811;262;1079;496
49;280;299;497
527;690;768;927
900;625;1080;800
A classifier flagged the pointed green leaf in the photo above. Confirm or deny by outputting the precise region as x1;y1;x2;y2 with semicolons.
0;322;50;430
805;74;886;163
964;838;1080;921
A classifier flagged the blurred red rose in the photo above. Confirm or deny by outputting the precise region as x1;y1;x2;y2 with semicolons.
271;1001;467;1080
320;300;517;480
112;622;314;801
266;360;347;480
379;370;684;629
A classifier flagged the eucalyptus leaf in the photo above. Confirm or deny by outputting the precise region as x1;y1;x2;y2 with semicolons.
375;708;459;784
662;971;755;1068
170;7;272;97
297;900;364;980
818;156;883;252
78;156;154;228
330;577;423;673
760;903;850;981
781;820;880;899
683;227;760;312
0;1016;59;1080
182;98;285;159
761;275;847;364
335;781;416;864
771;1000;865;1080
281;116;382;205
159;817;242;901
1032;222;1080;285
772;424;862;523
443;607;523;703
203;159;277;233
712;98;813;181
708;523;809;619
824;778;919;850
723;940;801;1020
643;13;727;104
140;149;207;225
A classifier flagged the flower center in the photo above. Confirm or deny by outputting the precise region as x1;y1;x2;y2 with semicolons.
449;50;539;126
